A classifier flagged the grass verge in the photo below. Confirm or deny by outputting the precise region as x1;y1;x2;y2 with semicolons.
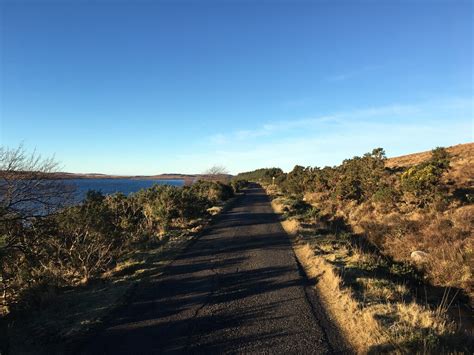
270;194;472;354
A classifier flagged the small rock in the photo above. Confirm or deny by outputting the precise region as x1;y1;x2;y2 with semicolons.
410;250;429;263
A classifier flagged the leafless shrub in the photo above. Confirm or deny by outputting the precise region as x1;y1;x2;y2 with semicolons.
0;145;72;313
204;165;229;175
202;165;231;183
0;144;72;221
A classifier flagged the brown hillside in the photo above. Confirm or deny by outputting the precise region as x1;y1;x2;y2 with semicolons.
386;142;474;187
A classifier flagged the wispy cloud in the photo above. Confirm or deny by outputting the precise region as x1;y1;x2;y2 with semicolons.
198;97;473;174
209;102;425;145
326;65;382;82
209;115;340;145
327;73;352;82
181;120;471;174
209;133;228;145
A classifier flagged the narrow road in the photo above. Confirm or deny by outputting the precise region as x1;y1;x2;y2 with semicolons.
82;185;344;354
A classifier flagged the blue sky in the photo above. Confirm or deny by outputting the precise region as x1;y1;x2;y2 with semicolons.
1;0;472;174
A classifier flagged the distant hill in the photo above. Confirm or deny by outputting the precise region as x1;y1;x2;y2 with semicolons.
47;172;233;185
50;172;199;180
386;142;473;187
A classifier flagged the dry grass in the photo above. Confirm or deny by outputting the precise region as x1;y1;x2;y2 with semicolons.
305;189;474;302
6;232;195;354
341;204;474;300
293;242;386;352
386;142;473;168
264;183;281;196
271;197;464;353
357;277;409;303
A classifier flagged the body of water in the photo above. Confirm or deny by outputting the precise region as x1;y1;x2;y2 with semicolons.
64;178;185;201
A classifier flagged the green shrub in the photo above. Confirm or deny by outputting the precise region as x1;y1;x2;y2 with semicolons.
52;190;124;283
282;197;313;218
335;174;364;201
311;167;335;193
234;167;284;184
281;165;312;197
333;148;387;202
230;179;249;193
372;185;400;205
175;187;211;222
400;147;450;206
105;193;147;243
264;148;387;203
190;180;234;204
137;185;183;235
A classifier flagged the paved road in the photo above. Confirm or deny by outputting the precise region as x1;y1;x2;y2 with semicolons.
82;185;345;354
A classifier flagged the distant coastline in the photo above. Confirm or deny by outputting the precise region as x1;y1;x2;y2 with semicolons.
50;172;198;180
0;170;233;186
46;172;233;185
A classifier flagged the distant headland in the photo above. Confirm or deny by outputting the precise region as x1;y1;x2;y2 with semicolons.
47;172;233;185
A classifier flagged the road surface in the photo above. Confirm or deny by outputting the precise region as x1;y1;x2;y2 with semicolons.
82;185;346;354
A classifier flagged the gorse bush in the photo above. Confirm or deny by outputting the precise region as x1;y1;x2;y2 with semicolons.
105;192;147;243
234;167;284;185
249;147;452;209
281;197;314;218
333;148;386;202
176;187;212;222
250;149;389;202
190;180;234;204
140;186;184;236
371;185;400;206
51;192;124;283
230;179;249;193
281;165;314;197
400;147;451;206
137;184;213;236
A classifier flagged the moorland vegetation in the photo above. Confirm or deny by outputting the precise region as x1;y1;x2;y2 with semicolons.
0;146;236;351
235;143;473;352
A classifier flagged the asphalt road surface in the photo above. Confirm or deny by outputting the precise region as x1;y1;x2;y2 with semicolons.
82;185;346;354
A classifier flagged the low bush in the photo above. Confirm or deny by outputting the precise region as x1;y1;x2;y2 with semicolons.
234;167;284;185
400;147;451;207
190;180;234;204
230;179;249;193
281;197;313;218
105;193;147;243
53;191;124;283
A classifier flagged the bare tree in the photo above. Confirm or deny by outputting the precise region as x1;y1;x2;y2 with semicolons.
203;165;230;183
0;144;73;256
0;145;73;222
204;165;229;175
0;145;73;313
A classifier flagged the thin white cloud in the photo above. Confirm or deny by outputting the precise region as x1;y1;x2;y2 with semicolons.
326;65;382;82
327;73;350;82
180;118;472;174
199;97;473;173
209;101;429;145
209;133;228;145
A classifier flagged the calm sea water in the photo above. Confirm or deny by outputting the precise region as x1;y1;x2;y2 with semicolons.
64;178;184;201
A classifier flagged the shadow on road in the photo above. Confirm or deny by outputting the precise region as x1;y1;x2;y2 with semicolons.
82;186;336;354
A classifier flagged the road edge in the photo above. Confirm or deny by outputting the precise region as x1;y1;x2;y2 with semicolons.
265;191;354;354
70;193;245;354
